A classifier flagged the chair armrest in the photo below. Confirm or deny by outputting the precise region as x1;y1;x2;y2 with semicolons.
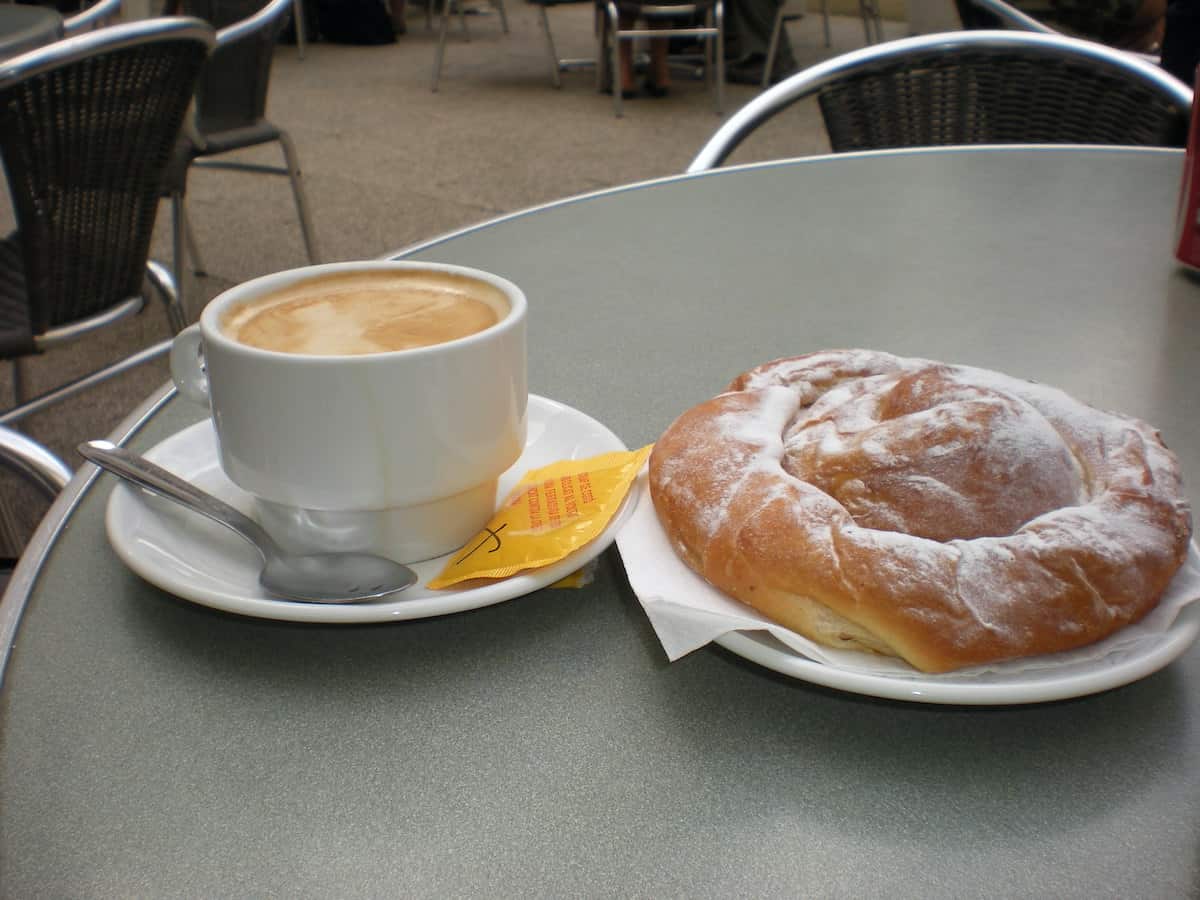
215;0;294;47
0;426;72;497
61;0;124;38
961;0;1060;33
181;103;208;152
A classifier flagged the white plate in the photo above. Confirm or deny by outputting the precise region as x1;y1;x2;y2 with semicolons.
105;394;632;624
715;605;1200;705
618;483;1200;706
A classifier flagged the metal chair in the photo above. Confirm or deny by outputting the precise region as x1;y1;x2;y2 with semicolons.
0;423;71;570
290;0;306;57
529;0;595;89
0;17;214;424
954;0;1057;33
430;0;511;91
689;29;1192;171
763;0;886;88
61;0;123;36
764;0;810;90
599;0;724;117
164;0;320;305
0;425;71;497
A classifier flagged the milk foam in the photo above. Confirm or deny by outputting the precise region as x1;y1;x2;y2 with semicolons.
222;270;506;356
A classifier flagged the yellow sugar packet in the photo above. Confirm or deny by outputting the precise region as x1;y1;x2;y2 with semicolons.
548;559;598;590
427;444;653;589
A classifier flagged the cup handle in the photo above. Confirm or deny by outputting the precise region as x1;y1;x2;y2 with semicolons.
169;324;210;405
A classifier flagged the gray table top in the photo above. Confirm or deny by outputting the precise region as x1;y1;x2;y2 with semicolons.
0;4;62;60
3;146;1199;898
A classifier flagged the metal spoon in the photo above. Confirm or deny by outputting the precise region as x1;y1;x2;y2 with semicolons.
78;440;419;604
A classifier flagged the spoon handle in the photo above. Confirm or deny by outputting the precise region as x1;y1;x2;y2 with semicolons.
77;440;277;557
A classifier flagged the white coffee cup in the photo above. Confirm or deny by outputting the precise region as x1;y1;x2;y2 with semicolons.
169;260;528;563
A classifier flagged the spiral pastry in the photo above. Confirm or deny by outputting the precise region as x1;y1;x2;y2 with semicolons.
648;350;1192;672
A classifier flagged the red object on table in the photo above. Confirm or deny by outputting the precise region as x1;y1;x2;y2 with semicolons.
1174;67;1200;269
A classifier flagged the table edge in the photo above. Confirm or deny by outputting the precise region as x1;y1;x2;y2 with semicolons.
386;144;1182;260
0;382;176;690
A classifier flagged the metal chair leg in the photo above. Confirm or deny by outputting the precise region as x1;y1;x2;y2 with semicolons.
277;130;321;265
714;2;724;113
170;192;187;320
494;0;508;34
432;0;452;91
763;6;784;88
867;0;884;42
600;0;628;117
293;0;307;58
11;359;26;407
860;0;879;43
537;5;563;88
822;0;831;46
181;206;207;278
145;258;187;334
605;1;623;116
595;4;606;92
705;9;713;96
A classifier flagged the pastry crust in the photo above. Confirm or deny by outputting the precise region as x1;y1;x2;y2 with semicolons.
648;350;1193;673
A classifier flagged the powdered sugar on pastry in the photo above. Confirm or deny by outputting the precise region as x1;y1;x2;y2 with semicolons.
648;350;1193;673
651;385;798;543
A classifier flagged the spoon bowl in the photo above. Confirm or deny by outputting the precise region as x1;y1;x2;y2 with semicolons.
259;551;417;604
79;440;418;604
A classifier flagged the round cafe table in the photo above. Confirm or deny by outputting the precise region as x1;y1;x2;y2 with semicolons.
0;4;62;60
2;146;1199;897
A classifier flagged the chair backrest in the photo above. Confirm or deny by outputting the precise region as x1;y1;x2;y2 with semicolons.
688;30;1193;171
0;18;214;335
177;0;293;135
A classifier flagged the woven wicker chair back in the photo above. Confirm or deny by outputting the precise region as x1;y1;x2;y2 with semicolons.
688;32;1192;172
817;47;1189;152
0;23;211;336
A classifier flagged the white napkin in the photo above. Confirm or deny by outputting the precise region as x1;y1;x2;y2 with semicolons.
615;471;1200;679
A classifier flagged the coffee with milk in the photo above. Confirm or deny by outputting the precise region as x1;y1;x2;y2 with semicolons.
221;269;507;356
171;260;528;563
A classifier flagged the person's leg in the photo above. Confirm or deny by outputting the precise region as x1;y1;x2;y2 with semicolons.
614;10;643;95
724;0;795;84
618;10;638;94
648;24;671;92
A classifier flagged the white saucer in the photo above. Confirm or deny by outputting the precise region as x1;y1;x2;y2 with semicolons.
714;606;1200;705
105;394;633;624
